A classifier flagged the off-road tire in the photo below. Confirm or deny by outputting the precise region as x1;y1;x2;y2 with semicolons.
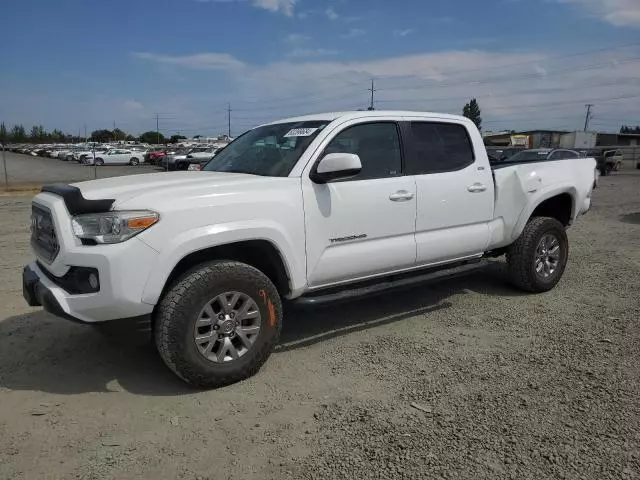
506;216;568;293
154;260;282;388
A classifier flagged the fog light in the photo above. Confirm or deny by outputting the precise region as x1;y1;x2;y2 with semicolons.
88;273;99;290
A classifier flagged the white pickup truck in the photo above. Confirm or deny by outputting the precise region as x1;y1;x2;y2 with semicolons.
23;111;596;388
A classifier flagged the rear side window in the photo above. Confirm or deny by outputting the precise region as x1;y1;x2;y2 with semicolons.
322;122;402;180
404;122;475;174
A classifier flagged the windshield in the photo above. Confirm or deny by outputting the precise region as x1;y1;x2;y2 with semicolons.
204;121;330;177
505;150;550;162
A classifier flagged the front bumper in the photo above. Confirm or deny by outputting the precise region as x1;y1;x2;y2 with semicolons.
23;264;153;342
22;259;156;323
24;192;160;324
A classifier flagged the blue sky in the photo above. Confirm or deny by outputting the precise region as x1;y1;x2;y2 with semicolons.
1;0;639;136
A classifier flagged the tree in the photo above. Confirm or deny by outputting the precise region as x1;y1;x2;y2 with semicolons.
125;134;137;142
50;129;66;143
620;125;640;134
11;125;27;142
462;98;482;130
28;125;47;142
113;128;128;141
170;134;187;144
0;122;6;145
90;129;113;143
139;131;165;144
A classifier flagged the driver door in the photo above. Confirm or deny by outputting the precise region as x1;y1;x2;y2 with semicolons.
302;120;417;288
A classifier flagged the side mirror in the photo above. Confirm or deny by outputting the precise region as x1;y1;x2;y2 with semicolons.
310;153;362;184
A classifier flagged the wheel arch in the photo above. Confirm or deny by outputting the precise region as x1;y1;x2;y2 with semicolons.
150;239;293;305
511;189;576;243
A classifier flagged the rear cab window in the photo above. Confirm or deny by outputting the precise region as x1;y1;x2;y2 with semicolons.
402;121;475;175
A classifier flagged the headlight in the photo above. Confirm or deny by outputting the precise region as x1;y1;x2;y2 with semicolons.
71;210;159;244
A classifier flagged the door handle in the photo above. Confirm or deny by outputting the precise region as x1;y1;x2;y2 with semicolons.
389;190;414;202
467;183;487;193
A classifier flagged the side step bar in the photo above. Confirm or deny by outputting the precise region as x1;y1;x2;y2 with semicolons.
293;259;488;307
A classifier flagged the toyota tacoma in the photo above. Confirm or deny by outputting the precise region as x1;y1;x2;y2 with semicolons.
23;111;597;388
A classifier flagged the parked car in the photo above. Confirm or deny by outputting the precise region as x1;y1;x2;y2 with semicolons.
485;146;527;163
23;111;598;388
504;148;580;162
86;148;144;166
578;148;623;176
75;147;109;162
159;148;191;170
146;147;168;164
175;147;222;171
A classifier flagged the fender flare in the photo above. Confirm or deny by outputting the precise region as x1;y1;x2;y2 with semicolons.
509;186;576;243
140;221;304;305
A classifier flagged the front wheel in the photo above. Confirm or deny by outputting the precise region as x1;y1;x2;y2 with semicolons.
506;217;568;293
94;158;104;166
129;157;139;166
154;260;282;388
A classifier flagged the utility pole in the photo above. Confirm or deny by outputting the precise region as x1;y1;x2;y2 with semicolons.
584;104;593;132
113;120;116;142
156;113;160;145
226;103;232;138
2;142;7;191
84;125;87;143
367;79;376;111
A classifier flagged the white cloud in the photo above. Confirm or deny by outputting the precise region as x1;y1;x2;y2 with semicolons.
15;46;640;136
123;100;144;111
132;52;245;70
325;7;339;20
394;28;415;37
287;48;339;58
558;0;640;26
196;0;297;16
252;0;296;16
284;33;311;44
341;28;365;38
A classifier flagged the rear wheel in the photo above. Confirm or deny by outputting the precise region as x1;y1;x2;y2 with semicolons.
506;217;568;293
154;260;282;388
95;158;104;166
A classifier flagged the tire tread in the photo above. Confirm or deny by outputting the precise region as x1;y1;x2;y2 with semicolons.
506;216;568;293
154;260;282;388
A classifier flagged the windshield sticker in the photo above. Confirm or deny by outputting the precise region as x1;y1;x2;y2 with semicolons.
284;127;318;138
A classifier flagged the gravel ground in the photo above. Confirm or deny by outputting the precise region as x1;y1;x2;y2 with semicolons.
0;172;639;479
1;151;159;188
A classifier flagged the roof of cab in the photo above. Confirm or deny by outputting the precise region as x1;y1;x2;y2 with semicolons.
262;110;472;126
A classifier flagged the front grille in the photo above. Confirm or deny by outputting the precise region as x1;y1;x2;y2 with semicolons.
31;204;59;263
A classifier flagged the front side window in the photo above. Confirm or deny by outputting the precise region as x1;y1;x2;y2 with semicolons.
321;122;402;180
204;121;330;177
404;122;475;175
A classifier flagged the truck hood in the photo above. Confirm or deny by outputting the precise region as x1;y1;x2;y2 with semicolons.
71;171;261;207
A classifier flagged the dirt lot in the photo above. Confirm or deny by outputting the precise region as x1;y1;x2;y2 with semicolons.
1;172;639;480
1;151;159;188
